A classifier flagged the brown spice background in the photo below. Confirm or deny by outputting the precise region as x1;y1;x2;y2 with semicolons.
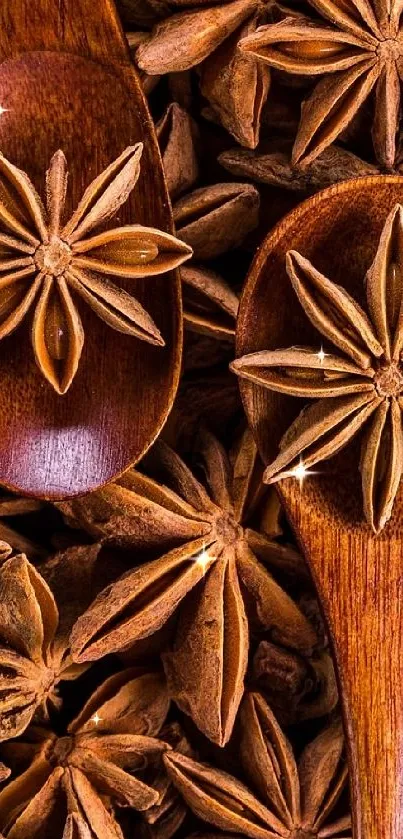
0;0;368;835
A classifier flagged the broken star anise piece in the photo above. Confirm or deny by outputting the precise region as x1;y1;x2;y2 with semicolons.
155;103;199;201
68;428;317;747
0;145;191;394
154;108;242;341
0;669;170;839
135;0;258;75
240;0;403;169
219;142;379;196
134;0;275;147
173;181;259;261
199;11;271;148
232;203;403;533
0;554;86;742
252;641;338;726
173;181;259;339
164;691;351;839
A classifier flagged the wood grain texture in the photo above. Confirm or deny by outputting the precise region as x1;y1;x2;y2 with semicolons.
0;0;181;498
236;176;403;839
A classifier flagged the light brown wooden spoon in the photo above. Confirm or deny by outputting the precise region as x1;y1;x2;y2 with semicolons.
0;0;181;499
236;176;403;839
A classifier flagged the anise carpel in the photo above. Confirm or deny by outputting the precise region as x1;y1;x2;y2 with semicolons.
155;110;247;341
232;203;403;533
164;691;351;839
219;142;379;196
132;0;274;147
0;669;170;839
0;554;86;743
252;640;338;725
240;0;403;169
67;428;317;747
0;144;191;394
173;181;259;340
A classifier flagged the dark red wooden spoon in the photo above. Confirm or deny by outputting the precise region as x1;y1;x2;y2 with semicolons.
0;0;182;499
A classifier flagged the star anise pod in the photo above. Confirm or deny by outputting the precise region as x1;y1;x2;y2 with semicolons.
155;103;200;200
0;145;191;393
252;641;338;725
219;141;379;195
0;494;45;560
135;0;258;74
0;554;86;742
165;691;351;838
232;203;403;533
173;182;259;340
154;105;242;341
67;428;317;746
240;0;403;169
199;11;271;148
0;669;170;838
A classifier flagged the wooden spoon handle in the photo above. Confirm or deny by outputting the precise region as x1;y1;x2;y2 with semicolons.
0;0;127;63
286;499;403;839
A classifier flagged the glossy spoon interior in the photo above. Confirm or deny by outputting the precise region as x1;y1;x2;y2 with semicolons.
236;176;403;839
0;0;181;498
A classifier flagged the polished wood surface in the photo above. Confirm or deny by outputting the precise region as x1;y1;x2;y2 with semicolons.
0;0;181;498
236;177;403;839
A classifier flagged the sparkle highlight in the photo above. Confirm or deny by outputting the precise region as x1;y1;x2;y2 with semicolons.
195;547;212;573
289;461;315;487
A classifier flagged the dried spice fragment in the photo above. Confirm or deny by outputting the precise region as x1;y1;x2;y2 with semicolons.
0;763;10;783
232;203;403;533
199;13;271;148
133;0;279;145
181;264;239;339
155;103;199;200
252;640;338;725
240;1;403;169
172;181;259;339
0;669;170;838
165;692;351;838
154;112;245;340
136;0;258;74
127;32;162;95
140;722;192;839
219;142;379;194
68;428;317;746
173;182;259;260
0;146;191;393
0;554;86;742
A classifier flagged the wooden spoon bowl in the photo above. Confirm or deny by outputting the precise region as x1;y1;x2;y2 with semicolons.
235;176;403;839
0;1;182;499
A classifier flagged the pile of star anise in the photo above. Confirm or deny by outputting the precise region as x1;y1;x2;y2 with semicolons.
0;427;349;838
0;0;365;835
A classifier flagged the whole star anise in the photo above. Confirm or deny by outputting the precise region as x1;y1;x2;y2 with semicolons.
232;202;403;533
240;0;403;169
0;554;86;742
66;428;317;746
0;669;170;838
164;691;351;839
0;145;191;393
